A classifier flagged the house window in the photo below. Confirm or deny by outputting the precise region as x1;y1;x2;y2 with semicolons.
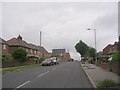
3;44;6;50
26;49;28;52
30;49;33;53
34;50;37;54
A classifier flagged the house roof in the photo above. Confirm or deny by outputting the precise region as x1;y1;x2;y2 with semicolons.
103;44;113;50
0;37;8;44
7;37;30;48
28;43;38;50
37;46;48;54
6;35;48;52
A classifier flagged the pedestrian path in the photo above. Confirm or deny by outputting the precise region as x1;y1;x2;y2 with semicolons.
81;63;119;88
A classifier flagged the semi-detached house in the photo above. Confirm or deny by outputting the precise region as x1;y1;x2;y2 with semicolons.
1;35;49;59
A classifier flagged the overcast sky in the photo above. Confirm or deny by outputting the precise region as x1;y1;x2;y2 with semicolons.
1;1;118;60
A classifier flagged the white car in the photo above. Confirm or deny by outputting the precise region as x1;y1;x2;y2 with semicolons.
50;57;59;65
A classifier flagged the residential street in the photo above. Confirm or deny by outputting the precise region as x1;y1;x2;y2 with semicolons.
2;61;93;89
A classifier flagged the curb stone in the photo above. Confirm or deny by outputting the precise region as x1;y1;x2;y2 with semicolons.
80;64;96;88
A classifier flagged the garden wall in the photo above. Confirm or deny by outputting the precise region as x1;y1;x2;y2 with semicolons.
98;62;120;76
2;60;38;68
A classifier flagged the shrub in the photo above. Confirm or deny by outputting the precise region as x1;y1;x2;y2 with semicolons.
39;58;45;63
2;55;13;62
112;51;120;62
12;48;27;62
96;79;118;90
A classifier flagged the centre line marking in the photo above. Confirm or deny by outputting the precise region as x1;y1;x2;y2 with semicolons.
37;71;49;77
14;81;30;90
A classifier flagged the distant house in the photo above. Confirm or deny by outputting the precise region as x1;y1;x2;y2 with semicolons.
52;49;71;61
52;49;66;57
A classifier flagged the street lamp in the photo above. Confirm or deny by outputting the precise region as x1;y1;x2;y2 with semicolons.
87;28;97;65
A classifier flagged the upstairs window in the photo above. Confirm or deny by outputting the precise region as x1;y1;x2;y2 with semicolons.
3;44;6;50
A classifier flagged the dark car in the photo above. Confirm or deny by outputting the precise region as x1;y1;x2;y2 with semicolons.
68;58;74;61
41;59;54;66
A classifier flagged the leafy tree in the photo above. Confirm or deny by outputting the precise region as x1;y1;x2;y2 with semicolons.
12;48;27;62
85;50;91;58
88;47;96;57
75;40;89;57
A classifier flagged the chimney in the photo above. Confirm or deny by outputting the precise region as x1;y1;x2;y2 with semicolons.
17;35;22;40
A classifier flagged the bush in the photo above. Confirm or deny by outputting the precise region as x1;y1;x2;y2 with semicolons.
12;48;27;62
39;58;45;63
2;55;13;62
112;51;120;62
96;79;118;90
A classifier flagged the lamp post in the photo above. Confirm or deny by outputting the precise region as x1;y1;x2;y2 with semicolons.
87;28;97;65
38;31;42;64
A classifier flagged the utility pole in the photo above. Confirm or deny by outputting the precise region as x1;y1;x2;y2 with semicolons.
39;31;42;64
87;28;97;65
40;31;42;47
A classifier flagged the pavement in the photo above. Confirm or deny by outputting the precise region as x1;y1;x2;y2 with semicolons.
81;63;120;88
2;61;93;89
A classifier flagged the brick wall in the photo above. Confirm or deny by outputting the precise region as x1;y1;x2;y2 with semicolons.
98;62;120;76
2;60;37;68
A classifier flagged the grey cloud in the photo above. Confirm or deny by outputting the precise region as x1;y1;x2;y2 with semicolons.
2;2;118;59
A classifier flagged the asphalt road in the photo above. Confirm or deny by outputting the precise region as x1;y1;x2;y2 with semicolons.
2;61;93;89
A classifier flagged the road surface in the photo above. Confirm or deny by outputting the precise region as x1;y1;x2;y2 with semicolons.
2;61;93;89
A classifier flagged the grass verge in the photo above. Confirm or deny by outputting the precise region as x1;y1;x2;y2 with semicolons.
96;79;119;90
0;64;41;74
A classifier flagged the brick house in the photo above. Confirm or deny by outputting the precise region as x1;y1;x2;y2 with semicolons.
52;49;66;57
60;53;71;61
52;49;71;61
103;40;119;55
28;43;39;58
0;37;9;56
7;35;39;59
103;44;113;55
37;46;49;58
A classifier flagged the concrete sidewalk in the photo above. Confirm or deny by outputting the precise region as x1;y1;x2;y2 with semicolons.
81;63;120;88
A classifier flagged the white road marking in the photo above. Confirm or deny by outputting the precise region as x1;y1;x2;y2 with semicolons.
14;81;30;90
37;71;49;77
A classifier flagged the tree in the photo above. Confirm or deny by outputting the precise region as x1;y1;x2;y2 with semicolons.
75;40;89;57
88;47;96;57
12;48;27;62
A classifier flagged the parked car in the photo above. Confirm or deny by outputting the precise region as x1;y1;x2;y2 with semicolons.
50;57;59;65
41;59;54;66
68;58;74;61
